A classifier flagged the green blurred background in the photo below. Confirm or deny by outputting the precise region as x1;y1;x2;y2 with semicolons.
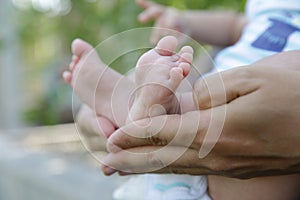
0;0;245;128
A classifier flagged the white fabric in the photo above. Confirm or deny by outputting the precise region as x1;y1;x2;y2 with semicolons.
145;174;210;200
214;0;300;71
113;175;147;200
246;0;300;19
113;174;211;200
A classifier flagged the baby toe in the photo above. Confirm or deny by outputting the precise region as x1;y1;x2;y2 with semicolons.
69;55;79;71
71;38;93;58
155;36;178;56
178;46;194;63
170;67;184;87
62;71;72;84
179;52;193;64
180;46;194;54
179;62;191;77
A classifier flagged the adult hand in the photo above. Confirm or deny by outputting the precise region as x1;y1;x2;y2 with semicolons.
76;104;116;151
102;51;300;178
136;0;187;44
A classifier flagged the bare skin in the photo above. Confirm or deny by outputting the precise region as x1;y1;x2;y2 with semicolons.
72;0;246;140
127;36;193;123
136;0;247;46
75;104;112;151
63;39;134;129
103;51;300;199
199;51;300;200
63;6;300;198
118;35;196;200
63;38;195;135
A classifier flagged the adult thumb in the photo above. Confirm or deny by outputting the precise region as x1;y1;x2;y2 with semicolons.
193;66;259;109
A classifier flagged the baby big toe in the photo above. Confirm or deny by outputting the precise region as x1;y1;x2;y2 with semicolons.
71;38;93;58
155;36;178;56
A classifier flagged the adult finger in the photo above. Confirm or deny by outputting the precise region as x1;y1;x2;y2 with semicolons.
102;145;234;176
102;146;200;175
103;98;290;178
107;100;238;159
76;105;115;137
103;136;299;178
107;111;207;152
83;135;107;152
193;66;260;109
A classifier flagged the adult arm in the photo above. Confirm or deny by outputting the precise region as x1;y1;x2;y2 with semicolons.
102;50;300;178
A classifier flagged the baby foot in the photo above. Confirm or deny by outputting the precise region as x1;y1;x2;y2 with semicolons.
63;39;125;126
127;36;193;122
63;39;103;91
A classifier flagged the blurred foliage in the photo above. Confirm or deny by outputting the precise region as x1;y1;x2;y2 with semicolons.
16;0;246;125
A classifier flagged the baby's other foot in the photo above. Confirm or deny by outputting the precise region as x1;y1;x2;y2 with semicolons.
128;36;193;122
63;39;105;102
63;39;118;125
